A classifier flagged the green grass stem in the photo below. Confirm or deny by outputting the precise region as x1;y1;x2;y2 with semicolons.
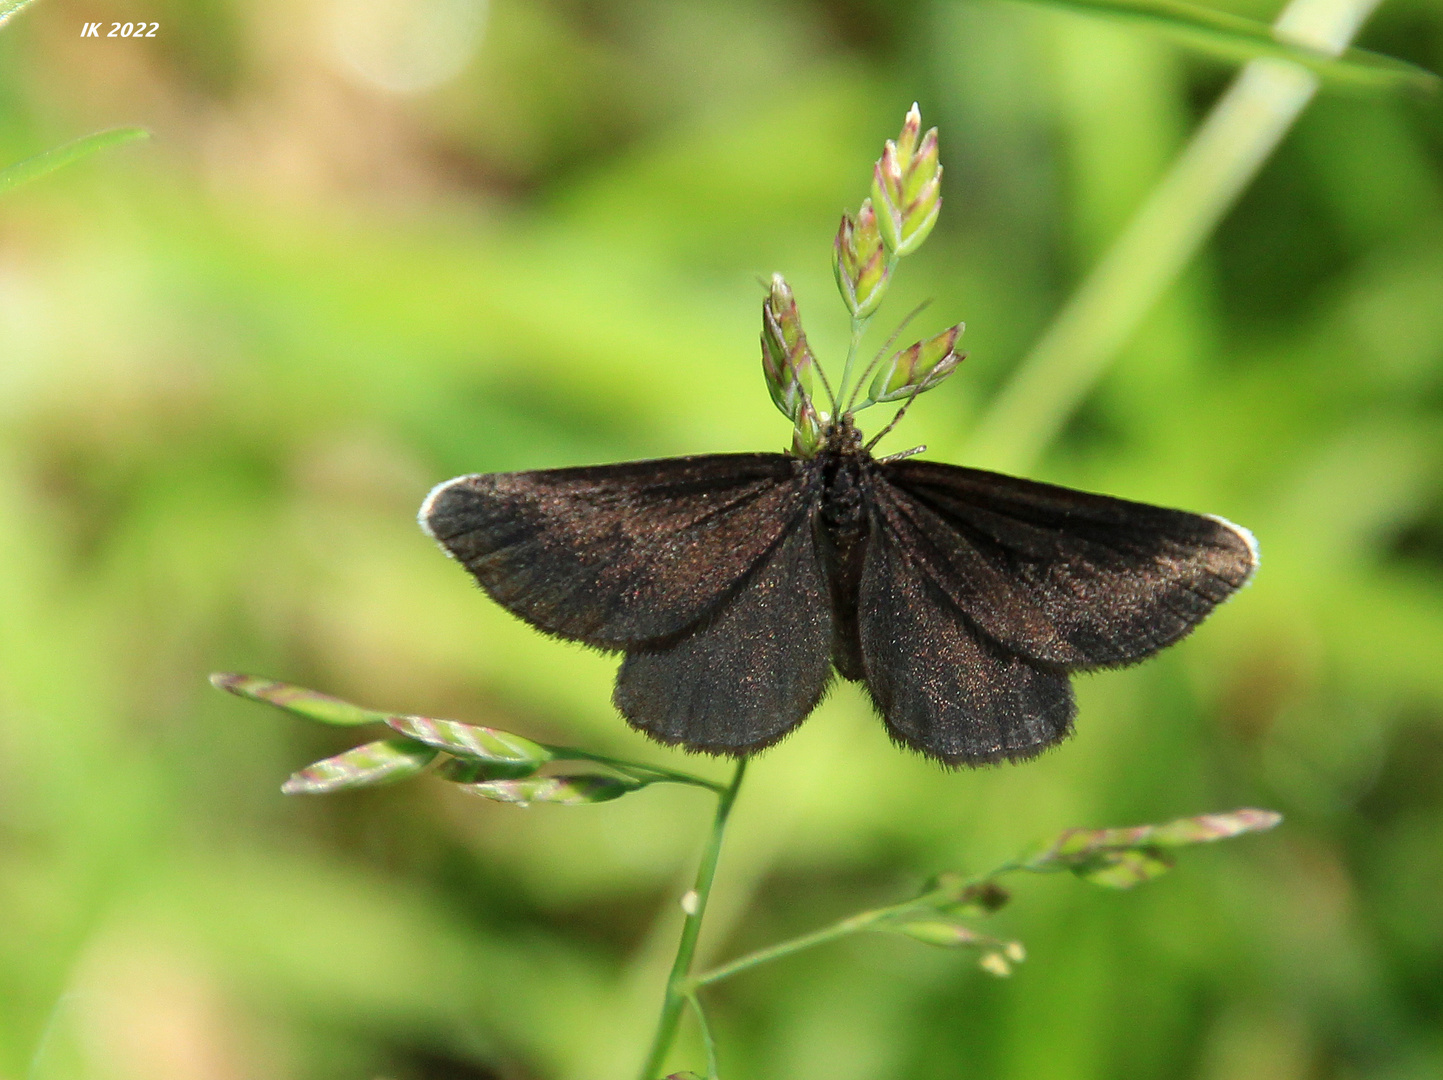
638;759;748;1080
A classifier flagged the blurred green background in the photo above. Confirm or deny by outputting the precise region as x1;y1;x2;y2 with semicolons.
3;0;1442;1077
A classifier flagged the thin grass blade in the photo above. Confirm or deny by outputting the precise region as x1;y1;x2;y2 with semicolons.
0;127;150;195
1001;0;1437;93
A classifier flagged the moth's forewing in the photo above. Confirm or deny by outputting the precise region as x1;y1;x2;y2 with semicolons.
856;504;1075;765
421;454;807;649
877;460;1257;669
614;512;835;755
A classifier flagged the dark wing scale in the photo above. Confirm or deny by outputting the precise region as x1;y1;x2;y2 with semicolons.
857;502;1074;765
877;460;1257;669
421;454;807;649
615;505;835;755
866;481;1086;668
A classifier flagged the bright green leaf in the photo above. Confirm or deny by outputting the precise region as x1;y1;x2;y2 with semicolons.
1002;0;1438;94
281;739;437;795
0;127;150;195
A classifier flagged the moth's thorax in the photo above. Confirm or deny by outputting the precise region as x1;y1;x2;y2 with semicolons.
814;416;872;681
818;451;868;533
817;414;871;531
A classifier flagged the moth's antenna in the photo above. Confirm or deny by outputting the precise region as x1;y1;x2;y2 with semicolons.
844;299;932;414
864;374;931;453
878;444;926;463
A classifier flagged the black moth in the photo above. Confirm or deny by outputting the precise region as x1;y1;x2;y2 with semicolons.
419;415;1256;766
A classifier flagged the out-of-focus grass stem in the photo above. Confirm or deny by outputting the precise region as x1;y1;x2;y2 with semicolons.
0;128;149;195
965;0;1385;473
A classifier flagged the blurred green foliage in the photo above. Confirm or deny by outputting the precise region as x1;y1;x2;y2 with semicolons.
1;1;1442;1079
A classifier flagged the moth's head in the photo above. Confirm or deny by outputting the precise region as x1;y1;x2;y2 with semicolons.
823;412;864;455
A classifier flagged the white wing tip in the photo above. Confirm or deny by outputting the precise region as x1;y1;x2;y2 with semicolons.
1206;514;1260;584
418;475;471;545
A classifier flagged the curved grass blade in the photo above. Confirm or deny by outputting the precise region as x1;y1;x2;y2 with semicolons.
1001;0;1438;94
461;773;646;806
0;0;39;28
210;673;391;726
384;714;552;770
0;127;150;195
281;738;437;795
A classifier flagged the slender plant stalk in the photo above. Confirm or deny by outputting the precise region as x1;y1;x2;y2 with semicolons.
835;315;872;415
845;298;933;415
548;747;725;792
836;254;906;409
685;872;1002;989
691;905;906;989
964;0;1385;474
638;758;748;1080
685;994;719;1080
